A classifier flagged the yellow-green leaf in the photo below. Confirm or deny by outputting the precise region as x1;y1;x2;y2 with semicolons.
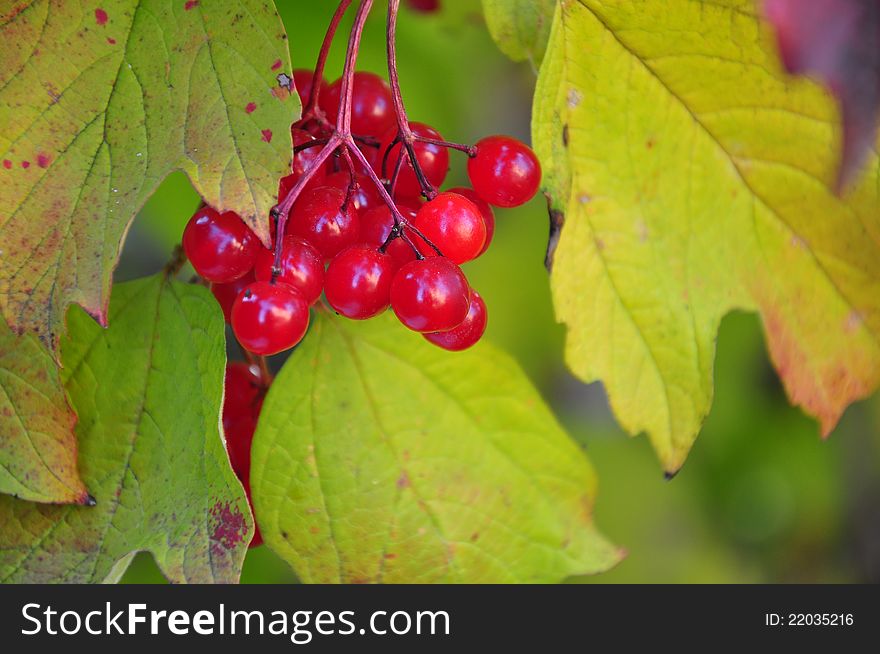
251;311;621;584
0;317;88;504
0;273;250;583
481;0;555;66
0;0;297;354
534;0;880;473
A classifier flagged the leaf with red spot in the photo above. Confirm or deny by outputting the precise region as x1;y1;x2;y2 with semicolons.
0;0;298;355
764;0;880;190
0;273;251;583
0;317;89;505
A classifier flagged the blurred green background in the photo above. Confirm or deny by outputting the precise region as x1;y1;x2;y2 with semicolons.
119;1;880;584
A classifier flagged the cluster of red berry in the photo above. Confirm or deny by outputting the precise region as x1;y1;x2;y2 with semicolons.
188;65;539;544
183;69;540;358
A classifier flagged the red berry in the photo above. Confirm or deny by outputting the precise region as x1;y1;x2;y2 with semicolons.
325;245;395;319
307;171;381;213
447;187;495;256
292;68;325;108
212;270;255;323
231;281;310;355
183;207;258;283
223;362;264;430
467;135;541;207
424;291;487;351
225;415;257;480
413;192;486;264
254;236;324;306
320;71;396;135
390;258;471;332
378;122;449;198
288;186;361;260
360;204;419;272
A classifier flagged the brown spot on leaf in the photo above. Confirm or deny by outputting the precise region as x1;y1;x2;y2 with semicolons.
271;58;282;71
184;0;199;9
261;129;273;143
2;160;10;169
107;37;116;45
245;102;257;114
36;153;50;168
562;124;569;147
646;138;655;149
397;472;410;489
545;199;565;272
95;8;108;25
21;160;30;169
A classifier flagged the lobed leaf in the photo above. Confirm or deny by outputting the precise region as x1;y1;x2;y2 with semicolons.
0;317;88;504
534;0;880;473
0;0;297;354
0;273;250;583
251;311;621;584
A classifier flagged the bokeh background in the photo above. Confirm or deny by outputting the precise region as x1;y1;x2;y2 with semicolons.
119;1;880;584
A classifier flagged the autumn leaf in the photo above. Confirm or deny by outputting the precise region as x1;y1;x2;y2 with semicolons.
533;0;880;473
0;317;88;505
0;0;297;355
251;312;621;583
0;273;250;583
764;0;880;190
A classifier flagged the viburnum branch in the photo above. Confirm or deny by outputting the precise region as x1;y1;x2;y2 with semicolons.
414;136;476;157
300;0;353;130
293;138;330;153
385;0;437;200
340;147;358;212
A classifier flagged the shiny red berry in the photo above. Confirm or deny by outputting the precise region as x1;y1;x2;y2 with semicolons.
183;207;258;283
467;135;541;207
447;187;495;256
223;362;264;429
307;171;381;213
254;236;324;305
288;186;361;260
360;204;419;271
212;270;255;323
325;245;395;319
424;291;487;351
321;71;396;135
231;281;310;355
413;192;486;264
390;258;471;332
378;122;449;198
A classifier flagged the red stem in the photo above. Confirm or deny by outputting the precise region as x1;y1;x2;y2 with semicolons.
302;0;352;126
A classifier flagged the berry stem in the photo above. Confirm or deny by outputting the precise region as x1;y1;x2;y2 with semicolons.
385;0;437;200
414;136;476;157
301;0;352;129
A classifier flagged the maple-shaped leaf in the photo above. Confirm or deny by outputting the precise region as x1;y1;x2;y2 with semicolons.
0;273;250;583
533;0;880;474
764;0;880;190
0;0;297;355
0;317;88;505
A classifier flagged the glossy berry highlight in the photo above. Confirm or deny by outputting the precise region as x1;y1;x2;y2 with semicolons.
413;191;486;264
325;244;395;319
390;257;471;333
254;236;324;305
467;135;541;208
231;281;310;355
183;207;257;283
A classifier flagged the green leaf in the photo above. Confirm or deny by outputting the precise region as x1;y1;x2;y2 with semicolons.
481;0;555;66
533;0;880;473
0;0;297;354
251;311;621;583
0;318;88;504
0;273;251;583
